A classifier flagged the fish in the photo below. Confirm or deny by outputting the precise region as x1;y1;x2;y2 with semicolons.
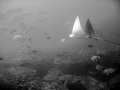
10;29;17;34
61;39;65;42
26;46;31;49
30;50;38;53
69;17;100;40
89;71;97;75
69;16;85;38
64;22;72;25
43;32;49;35
12;35;26;43
29;37;33;43
46;37;51;39
84;19;103;41
103;68;116;75
95;64;105;72
115;33;119;36
28;50;38;55
0;57;3;60
91;55;100;62
88;45;93;48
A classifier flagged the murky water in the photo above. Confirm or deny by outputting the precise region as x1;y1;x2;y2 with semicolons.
0;0;120;84
0;0;120;58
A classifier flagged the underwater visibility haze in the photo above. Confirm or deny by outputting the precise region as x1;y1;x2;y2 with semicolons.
0;0;120;57
0;0;120;90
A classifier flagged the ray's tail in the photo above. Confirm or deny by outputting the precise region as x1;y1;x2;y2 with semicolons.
85;19;120;45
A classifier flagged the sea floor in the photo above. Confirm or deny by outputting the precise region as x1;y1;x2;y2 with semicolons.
0;47;120;90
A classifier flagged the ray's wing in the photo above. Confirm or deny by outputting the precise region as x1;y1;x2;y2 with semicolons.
69;16;85;38
84;19;95;37
72;16;84;34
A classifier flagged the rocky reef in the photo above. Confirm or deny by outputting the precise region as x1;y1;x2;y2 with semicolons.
0;46;120;90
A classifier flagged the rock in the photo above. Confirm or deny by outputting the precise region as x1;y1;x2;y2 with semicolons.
109;74;120;90
53;56;72;65
66;75;109;90
43;68;63;82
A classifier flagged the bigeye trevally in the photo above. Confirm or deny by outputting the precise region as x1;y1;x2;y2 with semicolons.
12;34;26;43
103;68;116;75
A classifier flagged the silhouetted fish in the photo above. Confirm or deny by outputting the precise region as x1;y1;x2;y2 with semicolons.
28;50;38;55
46;37;51;39
10;29;17;34
43;32;49;35
0;57;3;60
20;62;31;67
115;33;119;36
26;46;31;49
88;45;93;48
29;37;33;43
30;50;37;53
103;68;116;75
